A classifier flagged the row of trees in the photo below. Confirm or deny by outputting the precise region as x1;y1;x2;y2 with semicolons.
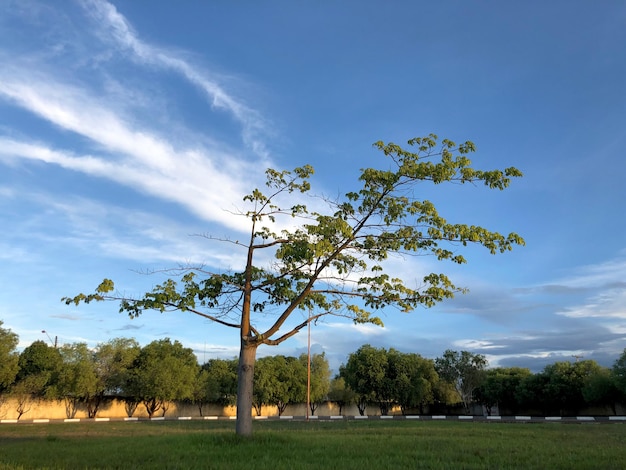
341;345;626;416
3;321;626;419
0;321;333;419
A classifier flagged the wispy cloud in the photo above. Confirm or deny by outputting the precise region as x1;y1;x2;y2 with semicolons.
0;75;260;232
0;0;276;236
79;0;271;159
5;191;249;267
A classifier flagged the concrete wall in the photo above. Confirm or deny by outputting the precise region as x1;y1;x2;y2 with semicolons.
0;398;369;420
2;397;622;420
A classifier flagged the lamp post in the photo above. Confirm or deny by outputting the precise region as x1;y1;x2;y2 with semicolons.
41;330;57;348
306;308;311;421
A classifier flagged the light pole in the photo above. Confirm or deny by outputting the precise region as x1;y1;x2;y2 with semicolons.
306;308;311;421
41;330;57;348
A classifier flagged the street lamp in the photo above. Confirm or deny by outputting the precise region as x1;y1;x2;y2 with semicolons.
41;330;58;348
306;308;311;421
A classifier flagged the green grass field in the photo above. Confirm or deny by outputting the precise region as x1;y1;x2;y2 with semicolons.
1;420;625;469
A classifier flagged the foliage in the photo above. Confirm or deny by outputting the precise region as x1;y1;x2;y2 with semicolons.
64;134;524;435
341;345;440;415
299;352;331;415
56;343;100;418
434;350;487;413
190;369;210;416
126;339;199;418
475;367;531;415
543;360;606;415
388;350;438;415
341;344;388;415
202;358;238;407
0;321;19;393
254;355;306;416
582;366;623;415
9;374;48;420
16;340;62;398
327;376;356;415
94;338;141;396
612;348;626;397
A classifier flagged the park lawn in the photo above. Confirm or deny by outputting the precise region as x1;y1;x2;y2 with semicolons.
0;420;625;469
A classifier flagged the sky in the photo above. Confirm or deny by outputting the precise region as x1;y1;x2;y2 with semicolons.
1;0;626;373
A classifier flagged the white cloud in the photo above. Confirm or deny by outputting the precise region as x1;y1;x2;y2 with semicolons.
558;288;626;319
79;0;271;160
0;73;259;233
554;253;626;289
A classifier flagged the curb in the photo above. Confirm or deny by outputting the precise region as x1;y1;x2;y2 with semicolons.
1;415;623;424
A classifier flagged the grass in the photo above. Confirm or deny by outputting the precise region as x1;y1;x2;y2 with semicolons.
0;420;625;469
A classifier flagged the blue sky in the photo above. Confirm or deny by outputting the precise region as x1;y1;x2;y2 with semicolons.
1;0;625;372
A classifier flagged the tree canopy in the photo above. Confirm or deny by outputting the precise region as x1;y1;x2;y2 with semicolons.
0;321;19;393
435;349;488;413
126;338;198;418
64;134;524;436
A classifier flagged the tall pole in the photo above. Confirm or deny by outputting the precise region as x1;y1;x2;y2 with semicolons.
42;330;57;348
306;308;311;421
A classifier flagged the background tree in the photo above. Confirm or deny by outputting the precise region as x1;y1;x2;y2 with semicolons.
612;348;626;400
94;338;141;396
127;339;198;418
582;366;622;415
252;356;275;416
0;321;19;398
269;355;306;416
190;368;210;416
340;344;389;415
92;337;141;417
299;352;331;415
430;377;459;414
202;358;238;407
435;350;487;414
515;371;548;415
541;360;605;416
65;134;524;436
475;367;531;415
15;340;62;399
327;376;355;416
56;343;99;418
9;374;48;420
389;351;438;415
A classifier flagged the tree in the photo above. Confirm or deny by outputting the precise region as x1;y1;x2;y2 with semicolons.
56;343;99;418
252;356;274;416
0;322;19;415
94;338;141;396
190;369;210;416
92;338;141;417
327;376;355;416
515;372;548;414
582;366;622;415
202;358;238;407
16;340;62;398
10;374;48;420
0;321;19;394
542;360;605;416
64;134;524;435
475;367;531;415
257;355;305;416
340;344;389;415
299;352;331;415
127;339;198;418
612;348;626;398
435;350;487;414
388;351;438;415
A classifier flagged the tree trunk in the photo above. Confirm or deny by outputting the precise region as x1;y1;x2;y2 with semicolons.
235;341;257;437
